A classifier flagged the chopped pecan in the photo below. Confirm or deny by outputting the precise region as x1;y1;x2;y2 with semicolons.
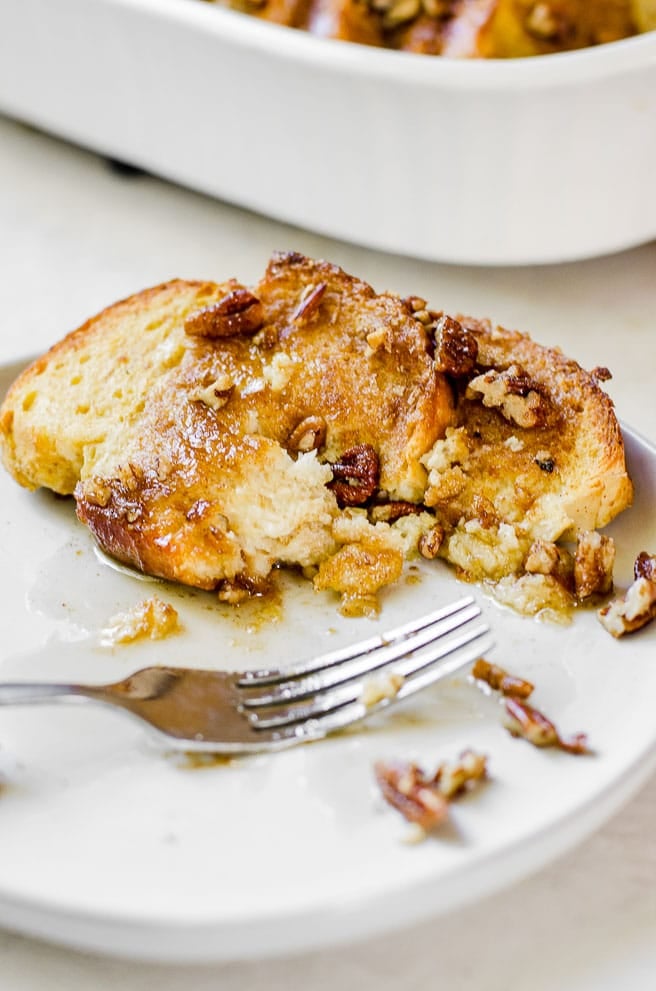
292;282;327;324
635;550;656;582
189;373;234;410
402;295;428;313
184;288;264;339
471;494;498;529
591;366;613;384
286;415;327;453
433;315;478;377
574;530;615;599
327;444;379;507
525;539;560;574
503;697;590;754
402;297;441;327
466;364;549;428
418;524;445;559
598;573;656;638
374;750;488;832
472;658;534;699
434;749;488;800
374;761;449;831
524;539;574;590
369;501;424;524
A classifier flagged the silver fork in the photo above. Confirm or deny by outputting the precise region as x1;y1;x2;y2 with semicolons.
0;595;492;753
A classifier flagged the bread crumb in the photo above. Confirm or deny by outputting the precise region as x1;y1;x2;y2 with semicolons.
101;596;182;646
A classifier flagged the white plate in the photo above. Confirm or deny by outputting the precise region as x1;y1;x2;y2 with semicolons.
0;357;655;962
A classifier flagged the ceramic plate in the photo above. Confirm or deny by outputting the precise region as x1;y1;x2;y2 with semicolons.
0;358;655;962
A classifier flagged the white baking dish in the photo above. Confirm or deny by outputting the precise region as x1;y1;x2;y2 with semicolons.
0;0;654;265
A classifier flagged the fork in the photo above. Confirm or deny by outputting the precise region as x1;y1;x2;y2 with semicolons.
0;595;492;753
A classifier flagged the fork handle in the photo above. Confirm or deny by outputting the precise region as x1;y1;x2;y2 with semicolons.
0;682;89;706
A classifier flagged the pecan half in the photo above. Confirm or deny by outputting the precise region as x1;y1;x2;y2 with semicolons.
471;658;534;699
503;697;590;754
433;315;478;377
292;282;327;324
286;415;327;453
327;444;379;507
184;288;264;339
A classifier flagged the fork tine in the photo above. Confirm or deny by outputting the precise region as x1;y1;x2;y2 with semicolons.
238;601;482;708
244;620;492;730
237;595;477;686
249;627;494;742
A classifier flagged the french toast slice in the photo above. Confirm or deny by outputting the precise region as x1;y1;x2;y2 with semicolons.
0;252;632;616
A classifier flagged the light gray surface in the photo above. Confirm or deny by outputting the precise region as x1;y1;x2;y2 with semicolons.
1;114;655;989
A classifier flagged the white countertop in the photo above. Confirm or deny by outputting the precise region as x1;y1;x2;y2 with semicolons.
0;114;655;990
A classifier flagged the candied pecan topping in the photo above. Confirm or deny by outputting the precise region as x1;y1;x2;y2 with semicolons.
434;749;488;800
189;373;234;411
369;501;424;524
374;761;449;831
433;315;478;377
184;288;264;339
503;697;590;754
418;523;445;559
327;444;379;507
292;282;327;324
591;366;613;384
286;415;327;453
574;531;615;599
466;364;549;428
471;494;498;529
598;564;656;638
374;750;488;832
402;295;428;314
634;551;656;582
524;539;574;591
472;658;534;699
